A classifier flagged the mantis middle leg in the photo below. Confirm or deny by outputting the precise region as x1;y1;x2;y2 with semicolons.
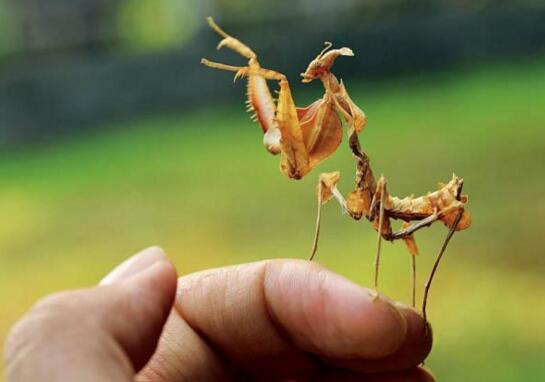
372;176;388;291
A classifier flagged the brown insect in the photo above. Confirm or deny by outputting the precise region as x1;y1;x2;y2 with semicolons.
201;17;471;320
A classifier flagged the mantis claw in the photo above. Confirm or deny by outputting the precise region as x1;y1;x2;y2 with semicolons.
234;68;249;82
216;37;233;51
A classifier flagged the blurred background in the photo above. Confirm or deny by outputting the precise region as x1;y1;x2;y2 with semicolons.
1;0;544;380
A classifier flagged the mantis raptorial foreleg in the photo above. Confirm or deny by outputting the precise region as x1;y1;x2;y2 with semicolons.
199;60;246;76
202;18;312;179
205;17;256;60
200;59;285;82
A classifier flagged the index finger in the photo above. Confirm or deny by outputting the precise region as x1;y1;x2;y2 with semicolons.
175;260;432;379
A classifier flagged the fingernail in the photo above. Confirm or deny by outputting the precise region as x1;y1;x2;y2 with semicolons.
392;301;434;338
100;246;166;285
393;300;420;315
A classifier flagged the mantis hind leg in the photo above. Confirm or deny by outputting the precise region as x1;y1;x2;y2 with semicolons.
401;222;419;308
422;209;464;327
374;184;385;291
371;176;392;291
412;255;417;307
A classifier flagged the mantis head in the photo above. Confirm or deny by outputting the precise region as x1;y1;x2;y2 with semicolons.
301;43;354;83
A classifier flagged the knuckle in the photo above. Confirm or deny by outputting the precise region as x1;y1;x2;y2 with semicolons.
8;290;84;344
5;289;90;359
4;290;89;376
4;304;54;371
5;316;29;359
32;290;79;313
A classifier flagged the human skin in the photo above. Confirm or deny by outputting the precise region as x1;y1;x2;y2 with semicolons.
4;247;434;381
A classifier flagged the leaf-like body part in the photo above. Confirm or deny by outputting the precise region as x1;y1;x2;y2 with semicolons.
277;79;310;179
317;171;341;205
402;222;419;256
347;189;371;220
442;209;472;231
338;82;368;134
299;98;343;169
247;74;282;155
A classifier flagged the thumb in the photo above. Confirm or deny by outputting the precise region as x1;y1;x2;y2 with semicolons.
4;247;177;382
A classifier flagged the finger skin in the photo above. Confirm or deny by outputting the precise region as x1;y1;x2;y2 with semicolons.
136;311;231;382
162;260;428;380
4;260;177;382
263;261;406;358
107;260;178;370
101;246;167;285
176;261;318;381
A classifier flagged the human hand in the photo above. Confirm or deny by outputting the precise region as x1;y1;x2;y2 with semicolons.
5;247;434;381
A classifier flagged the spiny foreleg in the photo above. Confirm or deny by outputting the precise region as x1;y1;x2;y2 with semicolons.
205;17;257;60
202;54;301;162
202;18;287;156
200;59;249;81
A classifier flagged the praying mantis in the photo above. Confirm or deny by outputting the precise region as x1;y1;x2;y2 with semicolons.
201;17;471;320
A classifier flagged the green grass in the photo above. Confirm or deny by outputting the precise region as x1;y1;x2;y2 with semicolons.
1;58;545;381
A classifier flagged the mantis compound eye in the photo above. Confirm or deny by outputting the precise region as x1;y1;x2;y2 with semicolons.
300;63;322;83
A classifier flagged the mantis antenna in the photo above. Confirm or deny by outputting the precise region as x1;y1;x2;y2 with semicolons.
317;42;334;59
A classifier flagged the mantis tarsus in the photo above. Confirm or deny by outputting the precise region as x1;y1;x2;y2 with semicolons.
201;17;471;320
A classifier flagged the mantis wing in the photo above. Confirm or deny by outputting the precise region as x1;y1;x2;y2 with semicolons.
277;79;310;179
337;81;368;134
298;98;343;169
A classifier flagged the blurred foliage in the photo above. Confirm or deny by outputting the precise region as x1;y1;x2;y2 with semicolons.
2;0;544;58
1;58;545;381
212;0;545;22
117;0;198;51
2;0;545;148
0;1;18;57
1;1;545;381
